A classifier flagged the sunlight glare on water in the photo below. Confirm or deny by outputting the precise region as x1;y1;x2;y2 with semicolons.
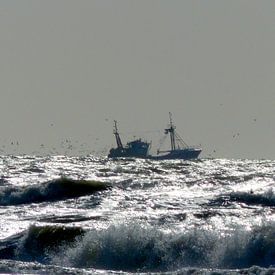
0;156;274;274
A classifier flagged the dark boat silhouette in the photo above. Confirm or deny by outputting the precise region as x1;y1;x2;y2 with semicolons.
108;113;201;160
108;121;150;158
150;113;201;160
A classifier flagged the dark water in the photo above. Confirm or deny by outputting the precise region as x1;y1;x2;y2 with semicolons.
0;155;274;274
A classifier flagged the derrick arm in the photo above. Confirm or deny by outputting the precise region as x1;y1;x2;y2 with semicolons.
166;112;176;151
113;120;123;149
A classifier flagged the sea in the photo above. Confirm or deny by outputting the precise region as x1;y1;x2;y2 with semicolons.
0;155;274;274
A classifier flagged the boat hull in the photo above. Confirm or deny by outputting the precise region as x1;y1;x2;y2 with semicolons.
149;148;201;160
108;148;148;158
108;147;201;160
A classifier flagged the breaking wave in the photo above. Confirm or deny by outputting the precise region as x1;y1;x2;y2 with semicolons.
210;188;275;207
0;225;85;262
2;222;273;272
0;177;110;205
51;222;275;271
229;188;275;206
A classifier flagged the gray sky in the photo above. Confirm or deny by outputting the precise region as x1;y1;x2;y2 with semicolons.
0;0;274;159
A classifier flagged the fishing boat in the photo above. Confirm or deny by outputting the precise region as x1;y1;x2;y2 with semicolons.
108;114;201;160
108;120;150;158
149;113;201;160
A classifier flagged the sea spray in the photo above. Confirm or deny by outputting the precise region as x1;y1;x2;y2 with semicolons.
51;222;216;271
222;222;275;268
49;222;275;272
0;209;274;272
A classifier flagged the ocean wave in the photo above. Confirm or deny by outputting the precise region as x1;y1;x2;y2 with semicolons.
1;222;275;272
0;177;110;205
116;179;159;190
37;214;99;224
0;259;94;275
209;188;275;207
229;188;275;206
52;222;275;272
0;260;274;275
0;225;85;262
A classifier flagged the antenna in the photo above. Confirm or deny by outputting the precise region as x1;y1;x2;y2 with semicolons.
169;112;173;127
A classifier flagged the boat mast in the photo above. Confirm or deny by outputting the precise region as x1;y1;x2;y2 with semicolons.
165;112;176;151
113;120;123;149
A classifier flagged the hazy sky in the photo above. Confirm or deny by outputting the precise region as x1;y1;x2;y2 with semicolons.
0;0;274;159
